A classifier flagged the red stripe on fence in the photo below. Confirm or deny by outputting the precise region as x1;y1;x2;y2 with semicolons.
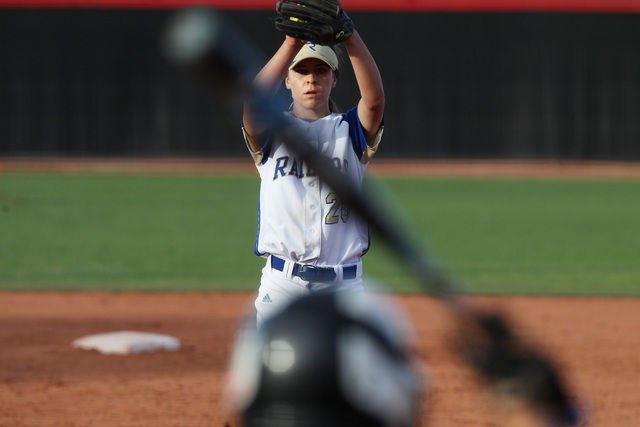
1;0;639;13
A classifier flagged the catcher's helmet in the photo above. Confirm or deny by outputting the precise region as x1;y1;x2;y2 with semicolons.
228;291;425;427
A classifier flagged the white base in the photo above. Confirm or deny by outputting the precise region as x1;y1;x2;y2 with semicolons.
72;331;181;355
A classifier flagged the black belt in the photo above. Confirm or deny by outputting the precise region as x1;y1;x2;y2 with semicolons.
271;256;357;282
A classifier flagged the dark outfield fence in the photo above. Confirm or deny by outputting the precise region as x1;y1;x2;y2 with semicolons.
1;5;639;159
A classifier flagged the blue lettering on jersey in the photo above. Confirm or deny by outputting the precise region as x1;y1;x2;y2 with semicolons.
273;157;289;179
288;158;301;178
273;155;348;180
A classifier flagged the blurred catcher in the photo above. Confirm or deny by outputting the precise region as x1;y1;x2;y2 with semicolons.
227;291;426;427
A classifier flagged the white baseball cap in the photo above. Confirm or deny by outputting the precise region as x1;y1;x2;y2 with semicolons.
289;42;339;72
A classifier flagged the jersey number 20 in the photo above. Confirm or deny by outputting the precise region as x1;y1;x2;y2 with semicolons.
325;193;349;224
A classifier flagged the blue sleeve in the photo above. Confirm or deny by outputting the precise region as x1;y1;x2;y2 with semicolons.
259;137;272;165
343;106;384;160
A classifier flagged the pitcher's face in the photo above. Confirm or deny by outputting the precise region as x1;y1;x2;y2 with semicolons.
286;58;337;119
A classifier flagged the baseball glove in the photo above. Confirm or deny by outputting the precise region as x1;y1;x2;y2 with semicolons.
456;312;583;425
275;0;354;46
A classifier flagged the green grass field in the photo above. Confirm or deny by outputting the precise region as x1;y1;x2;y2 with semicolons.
1;173;638;296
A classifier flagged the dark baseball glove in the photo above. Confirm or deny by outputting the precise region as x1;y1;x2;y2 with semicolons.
456;312;584;425
275;0;354;46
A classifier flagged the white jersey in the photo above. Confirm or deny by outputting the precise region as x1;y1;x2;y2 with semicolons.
244;106;383;267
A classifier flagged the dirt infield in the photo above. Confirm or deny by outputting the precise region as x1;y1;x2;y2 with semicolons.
1;158;639;426
2;157;640;179
1;292;639;426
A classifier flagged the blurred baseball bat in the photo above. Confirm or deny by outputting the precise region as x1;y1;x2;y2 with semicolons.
161;8;583;425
